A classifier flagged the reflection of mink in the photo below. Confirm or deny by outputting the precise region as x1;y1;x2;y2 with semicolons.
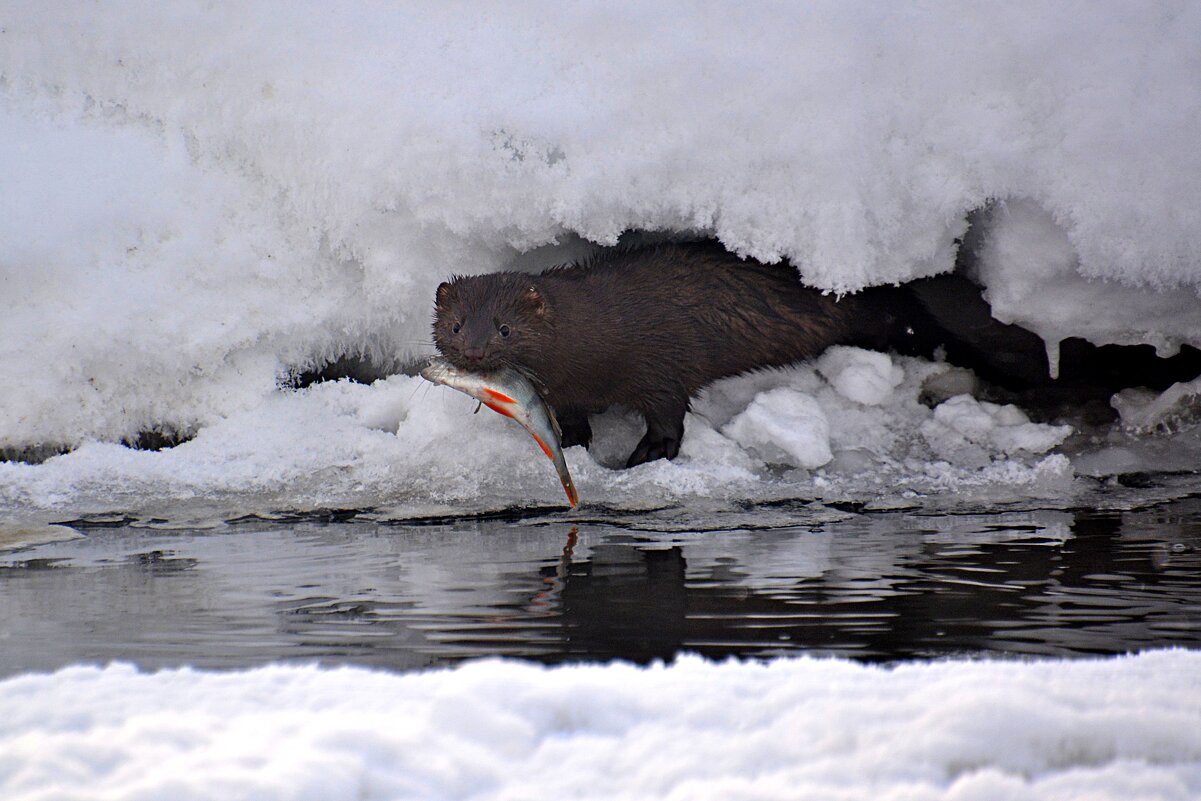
434;241;913;467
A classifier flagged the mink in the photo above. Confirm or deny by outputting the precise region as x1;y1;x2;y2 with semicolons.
433;241;921;467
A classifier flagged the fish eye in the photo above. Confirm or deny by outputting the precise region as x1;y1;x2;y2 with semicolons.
499;324;511;338
451;322;461;334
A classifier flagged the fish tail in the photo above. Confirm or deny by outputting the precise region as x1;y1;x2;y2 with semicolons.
562;476;579;508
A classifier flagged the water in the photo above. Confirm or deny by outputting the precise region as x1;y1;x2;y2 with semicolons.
2;498;1199;676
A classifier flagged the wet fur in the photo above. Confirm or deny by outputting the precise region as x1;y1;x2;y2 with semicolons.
434;241;910;467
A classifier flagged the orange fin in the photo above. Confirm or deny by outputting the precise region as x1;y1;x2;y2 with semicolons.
530;434;554;460
482;388;517;405
482;401;515;419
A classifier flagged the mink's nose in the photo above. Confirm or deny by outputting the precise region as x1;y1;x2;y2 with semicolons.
463;347;485;363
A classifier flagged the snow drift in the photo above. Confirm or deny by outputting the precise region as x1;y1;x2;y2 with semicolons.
0;351;1083;519
2;651;1199;801
2;2;1200;512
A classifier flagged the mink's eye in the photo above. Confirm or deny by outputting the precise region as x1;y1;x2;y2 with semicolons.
499;324;511;338
451;322;461;334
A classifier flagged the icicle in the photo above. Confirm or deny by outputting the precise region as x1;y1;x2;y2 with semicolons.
1045;338;1061;380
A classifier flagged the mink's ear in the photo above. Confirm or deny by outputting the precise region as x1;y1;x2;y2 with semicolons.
436;281;456;309
525;284;545;317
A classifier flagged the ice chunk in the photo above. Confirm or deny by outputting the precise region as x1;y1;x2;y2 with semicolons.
919;366;980;407
721;388;833;469
0;524;83;551
922;394;1072;467
816;346;905;406
1112;378;1201;433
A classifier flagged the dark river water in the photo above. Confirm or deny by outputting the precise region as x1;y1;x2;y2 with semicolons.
2;497;1199;676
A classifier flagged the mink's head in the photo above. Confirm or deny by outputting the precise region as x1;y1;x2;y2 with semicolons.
433;272;549;373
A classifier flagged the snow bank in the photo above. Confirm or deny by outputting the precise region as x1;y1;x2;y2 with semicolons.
3;4;1201;516
0;351;1085;520
2;2;1201;455
2;651;1198;801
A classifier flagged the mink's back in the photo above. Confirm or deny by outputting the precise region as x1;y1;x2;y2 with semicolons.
525;242;903;416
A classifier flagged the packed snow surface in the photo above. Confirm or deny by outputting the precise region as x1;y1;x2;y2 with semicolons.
3;2;1201;513
2;651;1198;801
0;352;1084;519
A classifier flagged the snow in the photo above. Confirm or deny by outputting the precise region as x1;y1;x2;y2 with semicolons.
817;346;906;406
1112;379;1201;434
920;395;1073;470
0;353;1088;519
0;524;82;551
1;3;1201;515
721;387;833;469
972;200;1201;359
3;11;1198;797
1071;382;1201;480
1;651;1198;801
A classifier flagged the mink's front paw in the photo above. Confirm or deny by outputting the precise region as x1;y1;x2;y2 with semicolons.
625;431;681;468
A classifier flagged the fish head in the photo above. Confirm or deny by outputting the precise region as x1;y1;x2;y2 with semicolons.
418;356;456;384
420;357;486;394
433;273;547;373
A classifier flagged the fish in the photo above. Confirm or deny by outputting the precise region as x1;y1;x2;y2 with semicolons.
420;356;580;508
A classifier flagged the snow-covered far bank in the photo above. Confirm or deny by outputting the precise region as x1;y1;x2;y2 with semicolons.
2;651;1199;801
2;2;1201;454
0;350;1084;520
4;343;1201;523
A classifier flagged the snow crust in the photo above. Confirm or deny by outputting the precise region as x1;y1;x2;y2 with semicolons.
2;3;1201;512
2;651;1199;801
0;352;1084;519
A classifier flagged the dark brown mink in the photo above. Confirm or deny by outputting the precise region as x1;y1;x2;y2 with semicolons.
433;241;923;468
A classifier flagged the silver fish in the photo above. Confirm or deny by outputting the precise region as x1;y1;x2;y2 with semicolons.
420;357;580;508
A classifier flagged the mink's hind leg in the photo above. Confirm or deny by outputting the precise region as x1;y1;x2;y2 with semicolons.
558;410;593;449
626;402;687;468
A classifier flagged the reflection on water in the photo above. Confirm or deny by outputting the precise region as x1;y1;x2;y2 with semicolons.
1;498;1199;675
